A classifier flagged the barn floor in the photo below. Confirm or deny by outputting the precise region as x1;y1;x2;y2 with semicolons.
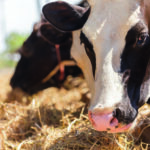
0;69;149;150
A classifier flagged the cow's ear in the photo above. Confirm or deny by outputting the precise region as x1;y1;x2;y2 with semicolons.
42;1;91;32
40;23;72;44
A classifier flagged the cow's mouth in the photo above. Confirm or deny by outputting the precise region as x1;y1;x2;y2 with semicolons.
88;112;132;133
107;123;132;133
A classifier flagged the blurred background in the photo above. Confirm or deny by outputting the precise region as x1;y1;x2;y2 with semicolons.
0;0;52;69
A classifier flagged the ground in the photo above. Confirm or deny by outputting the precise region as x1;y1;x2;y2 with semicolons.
0;69;150;150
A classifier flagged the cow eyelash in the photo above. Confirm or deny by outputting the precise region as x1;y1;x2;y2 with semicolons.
136;32;149;47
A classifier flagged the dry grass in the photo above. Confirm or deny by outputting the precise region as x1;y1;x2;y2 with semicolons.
0;69;150;150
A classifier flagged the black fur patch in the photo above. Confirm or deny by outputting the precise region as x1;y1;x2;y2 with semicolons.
80;31;96;77
121;21;150;110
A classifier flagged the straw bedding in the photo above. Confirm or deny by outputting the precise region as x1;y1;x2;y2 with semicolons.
0;70;150;150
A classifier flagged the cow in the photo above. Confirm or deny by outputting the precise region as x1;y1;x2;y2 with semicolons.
10;17;82;94
42;0;150;133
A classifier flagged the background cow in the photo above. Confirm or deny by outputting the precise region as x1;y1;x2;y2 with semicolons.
43;0;150;133
10;17;82;94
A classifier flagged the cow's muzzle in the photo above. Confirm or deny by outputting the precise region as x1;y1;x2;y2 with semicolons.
88;107;137;133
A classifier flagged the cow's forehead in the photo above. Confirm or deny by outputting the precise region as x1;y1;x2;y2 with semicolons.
81;0;142;71
83;0;142;40
88;0;140;7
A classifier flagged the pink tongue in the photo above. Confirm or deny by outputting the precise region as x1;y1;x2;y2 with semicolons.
89;113;131;133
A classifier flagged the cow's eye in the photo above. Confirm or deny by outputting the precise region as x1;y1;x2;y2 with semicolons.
136;33;149;46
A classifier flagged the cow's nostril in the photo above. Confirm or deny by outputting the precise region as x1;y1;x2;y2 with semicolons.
110;117;118;127
113;108;122;121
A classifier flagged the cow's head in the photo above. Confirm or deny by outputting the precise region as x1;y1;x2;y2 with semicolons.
10;18;81;94
43;0;150;132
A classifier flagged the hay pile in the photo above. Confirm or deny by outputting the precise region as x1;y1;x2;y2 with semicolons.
0;69;150;150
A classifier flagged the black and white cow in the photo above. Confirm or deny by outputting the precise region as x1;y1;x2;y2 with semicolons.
10;17;82;94
42;0;150;133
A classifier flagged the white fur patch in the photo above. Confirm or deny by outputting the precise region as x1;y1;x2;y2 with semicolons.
42;0;83;6
71;0;147;114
